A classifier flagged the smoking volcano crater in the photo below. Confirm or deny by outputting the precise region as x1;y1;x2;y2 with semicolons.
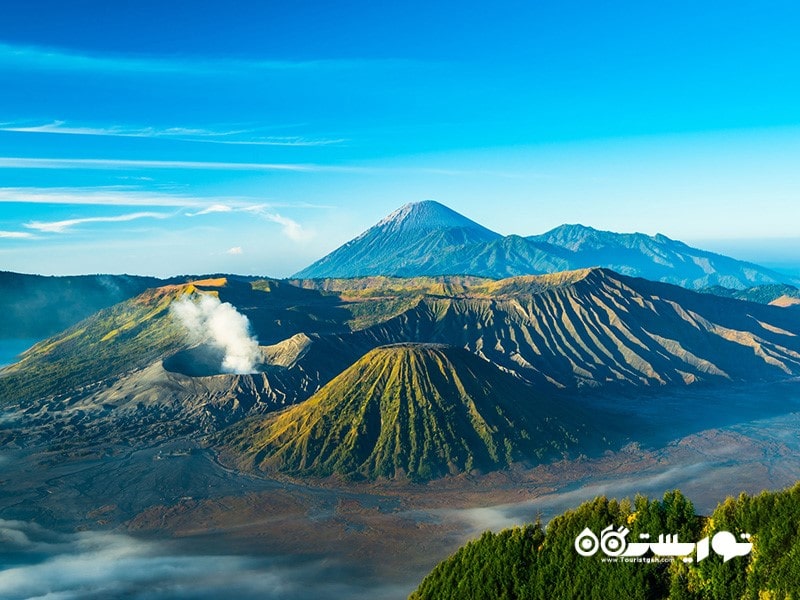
167;292;265;376
162;344;267;377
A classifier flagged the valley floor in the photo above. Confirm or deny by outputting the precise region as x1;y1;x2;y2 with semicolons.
2;381;800;599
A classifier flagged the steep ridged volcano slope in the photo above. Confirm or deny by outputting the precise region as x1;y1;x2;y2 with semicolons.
296;268;800;389
0;275;438;447
221;344;589;481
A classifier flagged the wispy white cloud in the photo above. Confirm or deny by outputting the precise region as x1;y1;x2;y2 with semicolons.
211;136;347;147
0;186;210;207
260;211;312;242
1;121;247;137
118;175;155;182
226;246;243;255
186;204;235;217
0;230;35;239
0;187;335;210
241;205;269;214
0;42;420;76
0;156;362;173
187;203;313;242
1;187;314;241
24;211;169;233
0;157;524;178
0;121;346;147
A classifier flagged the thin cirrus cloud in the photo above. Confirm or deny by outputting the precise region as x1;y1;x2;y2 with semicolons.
0;186;224;207
0;187;329;211
0;230;35;239
24;211;170;233
20;206;312;241
185;204;235;217
261;211;311;242
0;157;511;178
0;42;419;76
188;203;313;242
0;156;363;173
0;121;346;147
0;188;316;242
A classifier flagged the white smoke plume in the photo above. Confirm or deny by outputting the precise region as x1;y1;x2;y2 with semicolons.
171;294;262;374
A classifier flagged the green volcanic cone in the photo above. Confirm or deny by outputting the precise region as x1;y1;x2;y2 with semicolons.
221;343;590;481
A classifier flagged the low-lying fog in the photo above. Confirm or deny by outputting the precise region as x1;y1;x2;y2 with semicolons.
0;519;409;600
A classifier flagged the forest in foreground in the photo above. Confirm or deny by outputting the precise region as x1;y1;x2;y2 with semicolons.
412;482;800;599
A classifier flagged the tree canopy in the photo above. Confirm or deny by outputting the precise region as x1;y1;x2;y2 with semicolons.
411;483;800;599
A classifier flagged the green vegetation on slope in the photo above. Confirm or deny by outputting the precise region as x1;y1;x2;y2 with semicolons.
0;274;419;406
286;275;491;296
411;484;800;599
701;283;800;305
0;283;194;404
220;344;590;481
248;277;450;333
282;275;491;331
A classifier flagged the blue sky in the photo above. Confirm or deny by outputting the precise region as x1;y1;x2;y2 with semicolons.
1;0;799;277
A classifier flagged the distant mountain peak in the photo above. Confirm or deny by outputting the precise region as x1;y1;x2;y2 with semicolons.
374;200;497;236
533;224;688;256
550;223;597;234
540;223;675;242
293;201;797;289
292;200;500;279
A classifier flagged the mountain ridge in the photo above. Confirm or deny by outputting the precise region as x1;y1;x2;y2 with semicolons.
6;267;800;457
7;267;800;410
288;267;800;392
294;201;796;289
